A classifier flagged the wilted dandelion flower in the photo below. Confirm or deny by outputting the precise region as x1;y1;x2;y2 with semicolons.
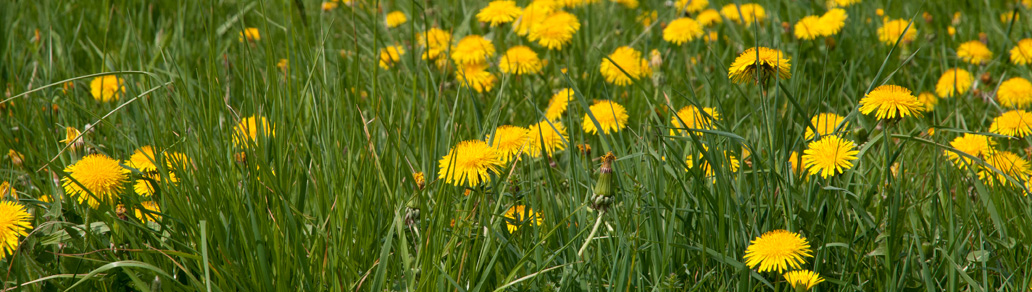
379;45;405;69
419;28;452;61
917;92;939;112
859;85;923;120
438;140;503;187
89;75;125;102
957;40;993;65
663;18;704;45
525;120;568;158
783;270;825;291
997;77;1032;108
670;105;720;135
720;3;766;26
477;1;522;26
728;47;791;84
805;113;848;140
979;151;1032;187
696;9;723;26
452;35;496;65
59;126;85;151
946;133;995;169
238;27;260;42
675;0;708;14
545;88;575;120
826;0;861;8
385;11;407;28
233;116;275;148
62;154;129;208
1010;38;1032;65
504;205;543;232
802;135;859;178
489;125;529;164
8;150;23;168
989;110;1032;138
600;46;651;86
877;19;917;45
0;201;33;260
819;8;848;36
0;182;14;199
529;11;581;50
133;201;162;222
794;16;824;40
935;68;973;98
583;100;629;134
455;62;497;93
499;46;543;75
513;1;555;36
743;230;813;273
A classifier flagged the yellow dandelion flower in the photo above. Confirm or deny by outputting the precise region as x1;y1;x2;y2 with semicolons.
489;125;529;164
1001;12;1020;24
957;40;993;65
946;133;996;169
743;230;813;273
948;26;956;36
276;58;288;71
419;28;452;61
545;88;575;121
611;0;638;9
997;77;1032;108
1009;38;1032;65
452;35;496;65
557;0;599;8
696;9;723;26
663;18;704;45
636;10;658;28
437;140;504;187
917;91;939;112
859;85;923;120
935;68;973;98
413;172;426;190
379;45;405;69
514;0;556;36
503;205;543;232
826;0;861;8
600;46;651;86
819;8;848;36
802;135;859;178
0;201;33;260
877;19;917;45
784;270;825;291
62;154;129;208
321;1;338;11
127;146;160;173
59;126;85;151
720;3;767;26
728;47;791;84
385;11;407;28
477;1;523;26
788;151;804;175
794;16;824;40
0;182;15;200
979;151;1032;187
685;148;740;177
134;173;179;197
583;100;629;134
455;62;497;93
990;109;1032;138
805;113;848;140
238;27;260;42
525;120;568;158
704;31;719;42
132;201;163;222
670;105;720;135
499;46;543;75
233;116;275;148
89;75;125;102
675;0;708;14
529;11;581;50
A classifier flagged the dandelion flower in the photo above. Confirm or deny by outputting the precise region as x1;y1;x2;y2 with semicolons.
877;19;917;45
545;88;575;120
452;35;496;65
385;11;407;28
134;173;179;197
1010;38;1032;65
379;45;405;69
503;205;543;232
528;11;581;50
525;120;568;158
0;182;14;199
685;148;740;177
438;140;504;187
704;31;719;42
743;230;813;273
489;125;529;164
89;75;125;102
455;62;497;93
720;3;767;26
499;46;543;75
670;105;720;135
0;201;32;260
945;133;995;169
600;46;651;86
238;27;260;42
59;126;85;151
321;2;338;11
805;113;848;140
788;151;804;175
957;40;993;65
989;110;1032;138
62;154;129;208
663;18;704;45
917;91;939;112
127;146;160;173
612;0;638;9
419;28;452;61
802;135;859;178
935;68;973;98
859;85;923;120
819;8;848;36
233;116;275;148
728;47;791;84
794;16;824;40
979;151;1032;187
513;1;556;36
8;150;23;168
477;1;522;26
583;100;629;134
826;0;861;8
696;9;723;26
558;0;600;8
636;10;658;28
997;77;1032;108
675;0;709;14
783;270;825;291
133;201;162;222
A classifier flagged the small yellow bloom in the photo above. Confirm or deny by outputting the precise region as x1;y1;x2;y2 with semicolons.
743;230;813;273
582;100;629;134
379;45;405;69
59;126;85;151
695;9;723;26
727;47;791;84
935;68;974;98
385;11;407;28
0;181;15;200
858;85;923;120
477;1;522;26
321;1;338;11
663;18;704;45
989;110;1032;138
419;28;452;61
997;77;1032;108
233;116;275;148
720;3;766;26
238;27;260;42
826;0;861;8
503;205;543;232
877;19;917;45
89;75;125;102
957;40;993;65
802;135;859;178
670;105;720;135
917;92;939;112
675;0;708;13
611;0;638;9
794;16;824;40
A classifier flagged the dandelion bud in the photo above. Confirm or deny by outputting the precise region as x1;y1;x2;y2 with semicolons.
591;152;616;211
978;32;988;44
980;72;992;84
413;172;426;190
649;49;663;69
577;144;592;156
8;150;23;168
922;12;933;23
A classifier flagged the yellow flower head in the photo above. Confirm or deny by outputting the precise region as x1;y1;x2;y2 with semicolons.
946;133;996;169
612;0;638;9
675;0;708;13
233;116;275;148
935;68;974;98
455;62;497;93
89;75;125;102
957;40;993;65
321;1;338;11
1010;38;1032;65
990;109;1032;138
437;140;504;187
529;11;581;50
997;77;1032;108
600;46;651;86
728;47;791;84
783;270;825;291
545;88;575;121
379;45;406;69
525;120;568;158
385;11;407;28
583;100;629;134
859;85;923;120
0;182;15;200
62;154;129;208
419;28;452;61
636;10;658;28
743;230;813;273
802;135;859;178
819;8;848;36
979;151;1032;187
413;172;426;189
670;105;720;135
917;91;939;112
794;16;824;40
504;205;543;232
0;201;33;260
877;19;917;45
499;46;543;75
276;58;288;71
59;126;85;151
133;201;163;222
721;3;767;26
805;113;848;140
685;147;740;177
826;0;861;8
513;0;556;36
696;9;723;26
788;151;804;175
134;172;179;197
127;146;159;173
489;125;530;164
558;0;600;8
238;27;260;42
704;31;720;42
452;35;496;65
663;18;704;45
477;0;523;26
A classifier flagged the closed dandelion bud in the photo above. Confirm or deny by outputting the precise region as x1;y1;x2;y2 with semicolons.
979;32;988;44
591;152;616;211
980;72;992;84
922;12;933;23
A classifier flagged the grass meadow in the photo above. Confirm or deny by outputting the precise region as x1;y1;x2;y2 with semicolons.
2;0;1032;290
